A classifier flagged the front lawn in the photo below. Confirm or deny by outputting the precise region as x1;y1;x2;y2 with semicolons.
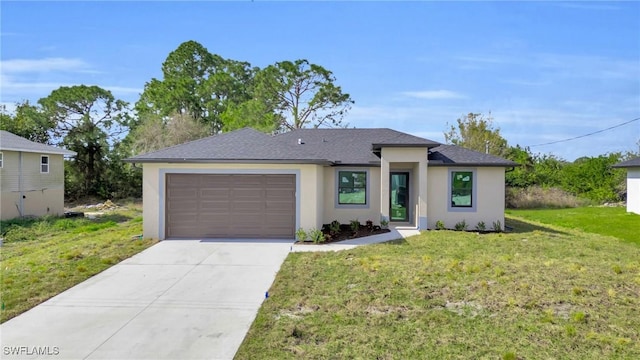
0;206;156;323
236;218;640;359
506;206;640;245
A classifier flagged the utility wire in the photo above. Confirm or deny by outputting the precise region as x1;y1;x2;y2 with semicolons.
528;117;640;147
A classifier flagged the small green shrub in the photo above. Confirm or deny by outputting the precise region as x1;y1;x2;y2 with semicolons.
454;220;467;231
435;220;445;230
295;228;308;242
380;218;389;229
492;220;502;232
309;228;325;244
329;220;341;234
475;221;486;231
350;219;360;232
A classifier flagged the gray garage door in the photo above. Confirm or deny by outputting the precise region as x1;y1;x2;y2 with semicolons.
166;174;296;239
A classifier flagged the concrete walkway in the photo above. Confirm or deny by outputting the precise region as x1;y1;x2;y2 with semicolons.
0;240;292;360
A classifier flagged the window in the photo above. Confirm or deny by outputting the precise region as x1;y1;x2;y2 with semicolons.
451;171;473;207
338;170;367;205
41;155;49;173
0;152;3;168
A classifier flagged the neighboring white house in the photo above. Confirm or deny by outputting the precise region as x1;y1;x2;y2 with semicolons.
613;157;640;215
125;128;517;240
0;131;76;220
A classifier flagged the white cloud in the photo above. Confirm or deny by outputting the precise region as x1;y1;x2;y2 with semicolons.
402;90;466;100
1;57;95;74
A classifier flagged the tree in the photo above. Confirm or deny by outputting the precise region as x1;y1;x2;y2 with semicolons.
135;40;254;133
444;112;508;157
130;112;210;155
0;101;54;143
253;59;354;131
39;85;130;197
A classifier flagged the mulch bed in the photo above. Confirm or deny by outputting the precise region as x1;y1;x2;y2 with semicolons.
296;223;391;245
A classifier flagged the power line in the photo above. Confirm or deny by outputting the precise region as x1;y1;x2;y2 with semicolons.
528;117;640;147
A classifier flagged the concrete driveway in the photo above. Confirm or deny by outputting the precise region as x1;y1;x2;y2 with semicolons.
1;240;293;360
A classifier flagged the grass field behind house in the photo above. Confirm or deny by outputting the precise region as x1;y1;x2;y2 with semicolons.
236;217;640;359
0;206;156;323
507;206;640;245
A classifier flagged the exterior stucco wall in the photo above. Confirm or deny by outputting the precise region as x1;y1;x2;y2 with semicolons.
141;163;324;240
323;167;382;225
626;168;640;215
427;167;506;230
0;150;66;220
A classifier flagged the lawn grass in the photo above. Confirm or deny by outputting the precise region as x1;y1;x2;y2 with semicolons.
0;206;157;323
236;218;640;359
506;206;640;245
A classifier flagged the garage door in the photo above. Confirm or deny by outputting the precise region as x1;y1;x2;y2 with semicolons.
166;174;296;239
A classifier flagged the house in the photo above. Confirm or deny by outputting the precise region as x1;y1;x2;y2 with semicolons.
0;131;76;220
125;128;517;240
613;157;640;215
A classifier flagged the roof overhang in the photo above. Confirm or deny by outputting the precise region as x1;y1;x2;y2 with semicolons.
428;161;519;167
123;158;334;166
372;143;438;150
0;147;77;156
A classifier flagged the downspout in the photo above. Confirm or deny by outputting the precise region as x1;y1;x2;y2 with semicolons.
18;151;24;217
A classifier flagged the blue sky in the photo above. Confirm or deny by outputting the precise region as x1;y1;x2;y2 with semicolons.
1;1;638;160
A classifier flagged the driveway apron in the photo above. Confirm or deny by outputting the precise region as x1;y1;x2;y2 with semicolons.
1;240;292;360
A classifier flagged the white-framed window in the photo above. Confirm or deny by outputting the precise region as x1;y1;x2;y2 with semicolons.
41;155;49;173
0;152;3;168
448;169;477;212
336;169;369;208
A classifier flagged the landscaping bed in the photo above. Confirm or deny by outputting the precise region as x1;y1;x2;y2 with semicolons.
296;220;390;245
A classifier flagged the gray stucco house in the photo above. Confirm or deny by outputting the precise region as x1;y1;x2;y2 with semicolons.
126;128;517;240
0;131;76;220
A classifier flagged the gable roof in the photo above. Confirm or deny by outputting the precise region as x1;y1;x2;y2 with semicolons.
428;145;519;167
125;127;516;167
613;157;640;168
0;131;76;156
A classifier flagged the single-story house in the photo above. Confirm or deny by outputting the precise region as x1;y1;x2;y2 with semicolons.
125;128;517;240
613;157;640;215
0;130;76;220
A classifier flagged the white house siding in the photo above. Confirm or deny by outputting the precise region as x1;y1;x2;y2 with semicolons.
141;163;325;240
0;151;65;220
427;166;506;230
323;166;382;226
627;168;640;215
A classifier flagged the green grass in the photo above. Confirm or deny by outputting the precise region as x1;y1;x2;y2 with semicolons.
506;206;640;245
0;207;157;323
236;218;640;359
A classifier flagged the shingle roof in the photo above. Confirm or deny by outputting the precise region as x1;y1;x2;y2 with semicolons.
428;145;519;167
125;127;516;167
0;131;76;156
613;157;640;168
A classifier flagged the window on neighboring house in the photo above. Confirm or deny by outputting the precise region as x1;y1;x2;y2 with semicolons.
451;171;473;207
338;170;367;205
0;152;3;168
41;155;49;173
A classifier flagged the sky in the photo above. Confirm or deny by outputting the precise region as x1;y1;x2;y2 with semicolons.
1;1;639;161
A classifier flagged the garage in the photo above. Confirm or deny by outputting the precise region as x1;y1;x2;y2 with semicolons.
165;174;296;239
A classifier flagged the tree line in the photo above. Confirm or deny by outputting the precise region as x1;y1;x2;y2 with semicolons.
1;40;637;206
0;40;354;201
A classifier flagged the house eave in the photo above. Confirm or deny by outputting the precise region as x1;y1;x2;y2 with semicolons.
428;162;520;168
123;158;334;165
0;147;76;156
372;143;438;150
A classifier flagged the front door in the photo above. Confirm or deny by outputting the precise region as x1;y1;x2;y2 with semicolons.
390;172;409;222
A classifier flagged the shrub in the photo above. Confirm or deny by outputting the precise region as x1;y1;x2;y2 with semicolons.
309;228;325;244
475;221;486;231
380;218;389;229
295;228;308;242
454;220;468;231
350;219;360;232
329;220;341;234
435;220;445;230
492;220;502;232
